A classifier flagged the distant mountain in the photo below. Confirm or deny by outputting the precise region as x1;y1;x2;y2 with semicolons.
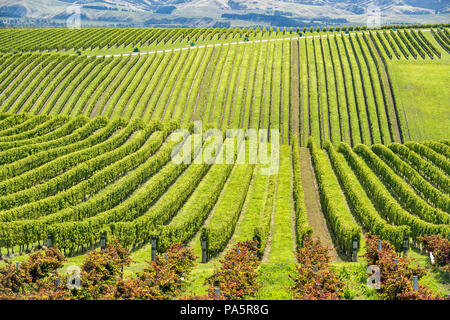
0;0;449;27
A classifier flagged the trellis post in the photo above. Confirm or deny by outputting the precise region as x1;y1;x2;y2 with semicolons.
352;236;359;262
403;236;409;257
100;233;107;250
214;287;220;299
151;236;157;261
201;236;208;263
47;234;53;248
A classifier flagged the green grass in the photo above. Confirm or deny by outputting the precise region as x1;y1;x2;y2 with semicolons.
173;48;209;121
256;145;296;299
331;262;379;300
256;262;296;299
183;259;220;296
250;41;267;129
388;33;450;141
321;36;341;145
406;248;450;296
220;44;245;129
150;51;189;121
336;35;362;145
231;42;254;129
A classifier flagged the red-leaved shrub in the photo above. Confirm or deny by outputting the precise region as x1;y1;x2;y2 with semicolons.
418;235;450;269
364;234;441;300
183;240;261;300
290;237;344;300
0;241;197;300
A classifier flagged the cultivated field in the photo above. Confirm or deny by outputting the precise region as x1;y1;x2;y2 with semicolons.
0;25;449;299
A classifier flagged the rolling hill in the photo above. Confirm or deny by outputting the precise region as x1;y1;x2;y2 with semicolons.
1;0;449;27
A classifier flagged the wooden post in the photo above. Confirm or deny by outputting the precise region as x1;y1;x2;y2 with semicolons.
253;235;260;248
352;236;359;262
151;236;157;261
214;287;220;299
47;234;53;248
403;236;409;257
100;233;106;250
201;236;208;263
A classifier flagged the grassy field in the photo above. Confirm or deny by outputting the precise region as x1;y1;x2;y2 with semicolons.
388;41;450;141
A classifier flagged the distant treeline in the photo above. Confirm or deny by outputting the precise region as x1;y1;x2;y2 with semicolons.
221;13;348;27
83;5;119;12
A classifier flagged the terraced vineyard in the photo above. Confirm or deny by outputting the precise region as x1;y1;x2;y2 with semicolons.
0;27;447;146
0;25;449;299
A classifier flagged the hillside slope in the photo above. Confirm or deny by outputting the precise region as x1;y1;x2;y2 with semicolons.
1;0;449;27
0;26;448;143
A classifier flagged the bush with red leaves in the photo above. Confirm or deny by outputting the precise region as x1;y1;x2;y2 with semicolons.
117;243;197;300
0;247;66;299
71;239;133;300
418;235;450;269
0;241;197;300
205;241;261;300
183;241;261;300
364;233;442;300
364;233;397;266
290;237;345;300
